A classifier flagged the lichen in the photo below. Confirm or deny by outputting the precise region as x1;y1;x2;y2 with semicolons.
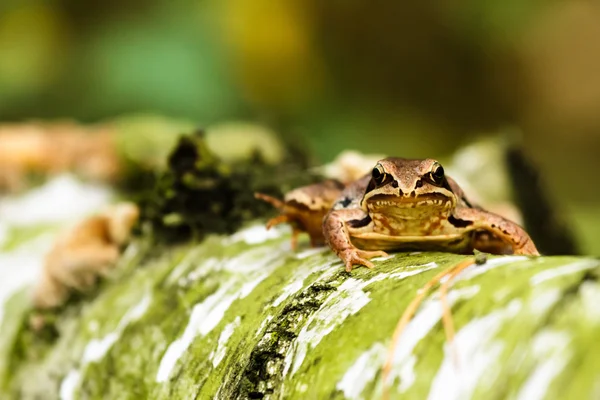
1;223;599;400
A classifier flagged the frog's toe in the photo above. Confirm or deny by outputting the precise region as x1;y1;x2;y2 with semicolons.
341;249;384;272
344;257;375;272
358;250;388;259
361;259;376;269
289;229;300;251
344;262;354;272
265;214;290;230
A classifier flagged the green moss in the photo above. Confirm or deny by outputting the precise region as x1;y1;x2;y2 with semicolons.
0;225;56;252
1;225;600;399
0;290;31;390
120;130;321;244
230;278;338;399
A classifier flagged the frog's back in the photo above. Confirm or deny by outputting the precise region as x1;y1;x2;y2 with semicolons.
284;179;345;210
331;174;371;210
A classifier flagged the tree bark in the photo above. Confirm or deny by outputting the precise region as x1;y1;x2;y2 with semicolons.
1;220;598;399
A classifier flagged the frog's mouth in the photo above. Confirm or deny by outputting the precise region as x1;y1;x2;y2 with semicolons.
367;193;454;209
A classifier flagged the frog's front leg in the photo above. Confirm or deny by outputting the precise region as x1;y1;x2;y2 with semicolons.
323;209;388;271
453;208;540;255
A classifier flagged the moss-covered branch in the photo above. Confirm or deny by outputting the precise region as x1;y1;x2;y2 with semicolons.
1;222;598;399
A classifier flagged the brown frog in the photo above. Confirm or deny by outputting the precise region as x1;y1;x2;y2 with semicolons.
323;157;539;271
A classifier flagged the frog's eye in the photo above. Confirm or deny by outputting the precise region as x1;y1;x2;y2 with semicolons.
372;165;386;185
430;164;445;185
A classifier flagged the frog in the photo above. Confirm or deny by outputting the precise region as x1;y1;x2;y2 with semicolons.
323;157;539;271
255;179;345;249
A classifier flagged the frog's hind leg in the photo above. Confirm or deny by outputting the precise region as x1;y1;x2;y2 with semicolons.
254;192;285;210
453;208;540;256
290;227;302;251
264;214;300;250
382;257;476;398
255;193;304;250
472;231;513;255
265;214;291;230
254;192;290;230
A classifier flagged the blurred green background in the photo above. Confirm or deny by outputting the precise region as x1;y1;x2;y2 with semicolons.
1;0;599;252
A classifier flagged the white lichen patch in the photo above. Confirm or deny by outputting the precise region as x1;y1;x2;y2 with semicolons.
286;277;372;376
59;370;81;400
397;354;417;393
516;330;571;400
285;262;440;379
223;223;287;245
530;259;599;286
295;246;328;259
428;299;522;400
272;279;305;308
0;234;54;325
156;281;237;383
371;254;396;262
156;245;288;383
60;293;152;400
0;174;111;227
240;273;270;298
386;286;481;394
82;293;152;363
119;241;141;266
211;317;242;368
87;320;100;334
336;343;387;400
528;288;561;316
387;261;438;280
579;282;600;323
458;256;529;282
255;314;274;337
174;255;219;287
271;258;339;309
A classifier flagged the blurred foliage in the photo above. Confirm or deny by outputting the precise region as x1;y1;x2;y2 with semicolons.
1;0;600;253
129;130;319;243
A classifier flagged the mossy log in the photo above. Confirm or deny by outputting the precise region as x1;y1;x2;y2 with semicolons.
1;221;599;400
